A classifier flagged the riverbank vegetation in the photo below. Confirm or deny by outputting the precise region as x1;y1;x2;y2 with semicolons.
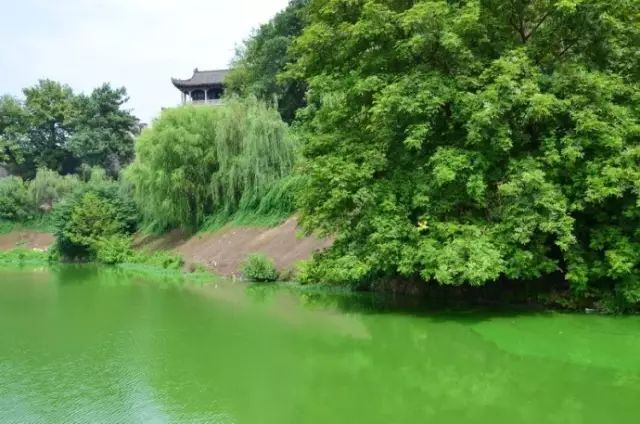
231;0;640;311
3;1;640;312
1;84;298;275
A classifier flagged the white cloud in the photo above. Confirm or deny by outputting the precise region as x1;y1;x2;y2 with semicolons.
0;0;290;122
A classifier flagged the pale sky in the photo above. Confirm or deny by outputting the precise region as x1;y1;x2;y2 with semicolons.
0;0;290;123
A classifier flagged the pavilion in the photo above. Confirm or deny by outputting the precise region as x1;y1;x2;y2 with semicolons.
171;68;229;105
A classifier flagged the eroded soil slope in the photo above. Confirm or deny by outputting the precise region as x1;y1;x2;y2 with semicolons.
0;231;54;251
138;217;332;277
1;218;331;277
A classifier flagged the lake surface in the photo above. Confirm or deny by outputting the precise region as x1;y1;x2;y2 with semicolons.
1;265;639;423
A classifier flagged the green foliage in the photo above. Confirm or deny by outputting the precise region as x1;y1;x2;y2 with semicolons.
18;80;76;175
290;0;640;307
126;97;298;230
226;0;309;122
0;176;31;221
67;84;139;176
95;235;133;265
0;247;51;265
242;252;279;282
82;167;139;233
52;170;138;260
128;250;184;270
0;95;26;164
0;217;54;235
201;173;305;231
28;167;80;214
0;80;139;178
60;192;122;258
93;234;184;269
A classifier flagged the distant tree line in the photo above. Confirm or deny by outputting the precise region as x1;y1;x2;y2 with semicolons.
0;80;140;178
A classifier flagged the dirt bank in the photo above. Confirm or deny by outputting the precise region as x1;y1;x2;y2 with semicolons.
137;217;332;277
0;231;54;251
1;217;331;277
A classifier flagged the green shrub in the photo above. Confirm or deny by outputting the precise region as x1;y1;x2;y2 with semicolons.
54;191;122;259
52;169;139;260
82;167;139;233
0;176;31;221
241;252;279;282
293;259;314;284
294;251;369;286
28;167;80;214
95;235;133;265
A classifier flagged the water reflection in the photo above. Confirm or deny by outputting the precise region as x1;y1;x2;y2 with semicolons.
0;265;639;423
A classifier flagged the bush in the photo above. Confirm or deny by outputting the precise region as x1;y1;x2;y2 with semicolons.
241;252;279;282
54;191;122;259
28;167;80;214
52;171;138;260
95;235;133;265
83;167;139;233
294;251;369;286
0;176;30;221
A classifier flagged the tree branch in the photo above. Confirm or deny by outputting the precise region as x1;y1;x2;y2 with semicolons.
524;8;554;42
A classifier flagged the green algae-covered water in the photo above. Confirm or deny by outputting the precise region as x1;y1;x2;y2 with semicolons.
1;265;640;423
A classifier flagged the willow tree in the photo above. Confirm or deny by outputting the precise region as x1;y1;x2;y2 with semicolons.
125;98;298;230
289;0;640;306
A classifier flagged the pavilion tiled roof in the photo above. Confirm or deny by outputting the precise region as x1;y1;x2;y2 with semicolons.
171;68;229;89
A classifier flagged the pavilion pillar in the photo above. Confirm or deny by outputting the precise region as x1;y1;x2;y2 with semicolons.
204;89;208;103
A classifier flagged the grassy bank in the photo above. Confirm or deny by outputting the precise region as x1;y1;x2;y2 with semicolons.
0;246;214;280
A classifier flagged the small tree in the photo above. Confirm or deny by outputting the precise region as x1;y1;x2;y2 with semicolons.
56;192;121;259
52;171;138;260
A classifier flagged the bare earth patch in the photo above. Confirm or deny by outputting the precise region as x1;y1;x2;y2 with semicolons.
139;217;332;277
1;218;331;277
0;231;54;251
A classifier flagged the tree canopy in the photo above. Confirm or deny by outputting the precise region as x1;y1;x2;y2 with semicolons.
290;0;640;306
226;0;309;123
0;80;139;178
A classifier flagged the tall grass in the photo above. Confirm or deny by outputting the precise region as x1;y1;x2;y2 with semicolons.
126;97;299;231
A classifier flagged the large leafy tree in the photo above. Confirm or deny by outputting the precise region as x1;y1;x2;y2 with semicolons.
68;84;139;175
0;95;27;165
20;80;77;174
226;0;309;123
290;0;640;304
0;80;138;177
